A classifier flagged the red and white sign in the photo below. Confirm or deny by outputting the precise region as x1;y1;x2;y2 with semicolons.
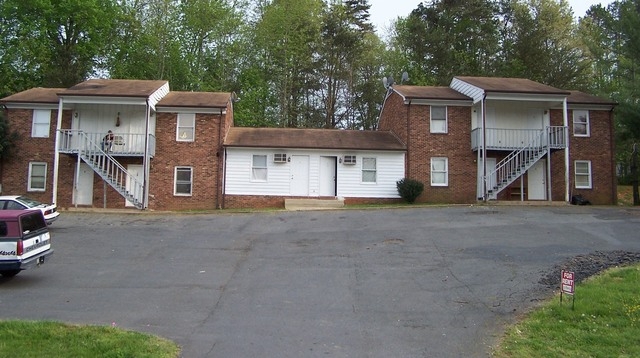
561;270;575;295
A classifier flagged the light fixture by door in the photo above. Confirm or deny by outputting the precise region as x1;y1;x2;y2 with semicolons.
116;112;121;127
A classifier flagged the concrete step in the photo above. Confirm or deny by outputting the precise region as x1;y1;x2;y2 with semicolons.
285;198;345;211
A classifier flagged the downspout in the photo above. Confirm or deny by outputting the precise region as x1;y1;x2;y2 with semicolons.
52;98;64;205
563;98;570;202
143;100;151;209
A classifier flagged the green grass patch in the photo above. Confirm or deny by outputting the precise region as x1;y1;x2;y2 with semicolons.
0;321;180;358
493;264;640;357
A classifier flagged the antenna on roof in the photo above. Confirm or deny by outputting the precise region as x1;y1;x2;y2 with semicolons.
401;71;409;84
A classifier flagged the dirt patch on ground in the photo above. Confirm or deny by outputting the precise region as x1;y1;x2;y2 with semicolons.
539;250;640;288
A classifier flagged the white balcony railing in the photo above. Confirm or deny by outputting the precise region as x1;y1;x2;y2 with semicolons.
58;130;155;157
471;126;567;151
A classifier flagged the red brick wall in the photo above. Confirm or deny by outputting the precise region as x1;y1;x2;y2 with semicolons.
550;108;616;204
1;108;65;204
380;93;476;204
223;195;403;209
149;112;224;211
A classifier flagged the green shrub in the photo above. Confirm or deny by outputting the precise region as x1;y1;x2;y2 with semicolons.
396;178;424;203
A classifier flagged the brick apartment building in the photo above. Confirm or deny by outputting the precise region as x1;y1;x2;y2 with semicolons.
379;77;617;205
0;76;617;211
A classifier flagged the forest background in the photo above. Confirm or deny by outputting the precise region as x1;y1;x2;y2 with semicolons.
0;0;638;181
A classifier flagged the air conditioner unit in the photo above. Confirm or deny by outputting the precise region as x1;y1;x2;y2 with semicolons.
343;155;357;165
274;153;288;163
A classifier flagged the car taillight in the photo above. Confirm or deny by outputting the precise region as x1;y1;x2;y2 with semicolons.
17;240;23;256
44;209;52;215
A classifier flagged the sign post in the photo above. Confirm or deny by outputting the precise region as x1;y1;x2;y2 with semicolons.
561;270;575;309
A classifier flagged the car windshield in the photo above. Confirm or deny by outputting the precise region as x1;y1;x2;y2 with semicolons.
17;196;44;208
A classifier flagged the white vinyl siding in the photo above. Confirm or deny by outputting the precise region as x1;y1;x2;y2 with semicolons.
574;161;592;189
28;162;47;191
174;166;193;196
32;109;51;137
176;113;195;141
430;106;447;133
573;110;589;137
431;157;448;186
225;149;404;198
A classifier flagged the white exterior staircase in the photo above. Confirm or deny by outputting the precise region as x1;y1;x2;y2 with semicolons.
484;126;566;198
72;131;145;209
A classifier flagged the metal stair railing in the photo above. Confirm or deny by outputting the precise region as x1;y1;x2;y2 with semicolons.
75;131;145;209
485;127;550;198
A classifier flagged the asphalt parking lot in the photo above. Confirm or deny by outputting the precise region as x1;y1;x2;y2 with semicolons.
1;205;639;357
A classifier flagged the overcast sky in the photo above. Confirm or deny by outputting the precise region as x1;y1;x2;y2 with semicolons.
368;0;616;35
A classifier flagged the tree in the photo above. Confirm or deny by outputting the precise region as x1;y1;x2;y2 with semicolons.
253;0;324;127
499;0;591;89
391;0;501;86
0;0;119;89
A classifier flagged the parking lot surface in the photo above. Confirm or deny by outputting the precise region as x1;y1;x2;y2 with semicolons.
1;205;639;357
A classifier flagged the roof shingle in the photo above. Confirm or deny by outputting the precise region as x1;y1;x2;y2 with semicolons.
59;79;168;97
157;92;231;108
1;87;63;104
454;76;570;95
224;127;405;151
392;85;472;101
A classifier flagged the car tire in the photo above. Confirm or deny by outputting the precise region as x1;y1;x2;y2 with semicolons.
0;270;21;277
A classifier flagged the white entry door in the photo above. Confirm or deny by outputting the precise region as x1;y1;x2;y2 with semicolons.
290;155;310;196
125;164;143;207
319;156;337;196
528;161;546;200
73;162;94;206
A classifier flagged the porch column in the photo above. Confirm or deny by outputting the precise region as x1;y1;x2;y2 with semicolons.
563;98;570;202
143;101;151;209
52;98;64;205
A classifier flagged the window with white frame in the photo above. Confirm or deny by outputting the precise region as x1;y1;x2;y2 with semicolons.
573;110;589;136
574;160;592;189
362;157;377;183
252;155;268;181
176;113;195;141
430;106;447;133
431;157;448;186
174;166;193;195
31;109;51;138
28;162;47;191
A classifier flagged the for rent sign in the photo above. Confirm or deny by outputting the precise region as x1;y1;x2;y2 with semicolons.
561;270;575;295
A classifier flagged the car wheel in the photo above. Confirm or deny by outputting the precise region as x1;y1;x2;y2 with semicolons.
0;270;20;277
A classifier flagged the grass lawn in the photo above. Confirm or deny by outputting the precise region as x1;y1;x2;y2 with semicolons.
492;263;640;357
0;321;180;357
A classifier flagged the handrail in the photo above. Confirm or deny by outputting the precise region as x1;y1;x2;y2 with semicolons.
484;126;566;198
472;126;567;150
58;130;153;155
68;131;145;208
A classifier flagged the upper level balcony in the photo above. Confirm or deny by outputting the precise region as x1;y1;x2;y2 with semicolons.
471;126;567;151
57;130;156;157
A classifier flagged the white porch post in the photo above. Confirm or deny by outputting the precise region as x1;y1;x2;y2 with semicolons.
563;98;570;202
481;95;487;201
52;98;64;205
143;101;151;209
